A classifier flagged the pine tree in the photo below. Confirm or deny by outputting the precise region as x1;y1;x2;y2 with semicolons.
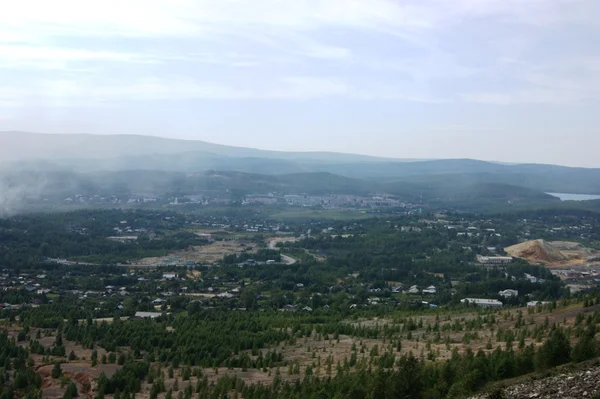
51;362;62;379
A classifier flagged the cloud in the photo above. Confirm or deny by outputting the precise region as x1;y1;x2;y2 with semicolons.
1;0;599;104
0;45;156;70
0;76;351;104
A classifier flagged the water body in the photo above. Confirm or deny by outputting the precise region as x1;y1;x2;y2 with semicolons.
547;193;600;201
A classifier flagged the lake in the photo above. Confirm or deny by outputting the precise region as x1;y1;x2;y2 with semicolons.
547;192;600;201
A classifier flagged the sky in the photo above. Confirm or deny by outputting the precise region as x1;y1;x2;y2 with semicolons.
0;0;599;167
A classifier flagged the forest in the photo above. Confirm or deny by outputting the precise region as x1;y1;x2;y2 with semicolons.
0;207;598;398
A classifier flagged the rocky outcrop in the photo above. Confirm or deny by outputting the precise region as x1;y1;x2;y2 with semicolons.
472;366;600;399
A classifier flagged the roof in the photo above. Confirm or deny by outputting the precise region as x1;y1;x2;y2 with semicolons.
461;298;503;306
134;311;162;319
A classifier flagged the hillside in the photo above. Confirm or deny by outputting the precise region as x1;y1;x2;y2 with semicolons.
471;365;600;399
0;167;562;217
0;131;396;164
2;132;600;196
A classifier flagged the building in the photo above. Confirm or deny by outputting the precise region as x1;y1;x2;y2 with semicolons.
422;285;437;295
461;298;503;308
476;255;513;265
133;311;162;319
498;289;518;298
527;301;551;307
406;285;420;295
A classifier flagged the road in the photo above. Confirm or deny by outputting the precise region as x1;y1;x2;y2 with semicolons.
267;238;298;265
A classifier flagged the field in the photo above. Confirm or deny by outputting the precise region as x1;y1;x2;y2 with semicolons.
129;239;256;266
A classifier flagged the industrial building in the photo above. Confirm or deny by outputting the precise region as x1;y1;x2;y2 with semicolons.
461;298;503;308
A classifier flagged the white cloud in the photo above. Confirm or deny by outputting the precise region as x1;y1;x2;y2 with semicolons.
0;76;351;104
0;45;155;70
459;88;596;105
0;0;598;104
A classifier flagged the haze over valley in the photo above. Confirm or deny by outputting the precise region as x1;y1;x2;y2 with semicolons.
2;131;600;216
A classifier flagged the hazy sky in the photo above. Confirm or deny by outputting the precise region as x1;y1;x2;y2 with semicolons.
1;0;599;166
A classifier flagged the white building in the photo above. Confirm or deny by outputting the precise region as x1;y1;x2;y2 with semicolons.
527;301;551;307
524;273;540;283
406;285;420;295
461;298;503;308
476;255;513;265
422;285;437;295
498;289;518;298
134;311;162;319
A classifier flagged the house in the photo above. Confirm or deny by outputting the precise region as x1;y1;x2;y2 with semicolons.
461;298;503;308
152;298;166;305
162;273;177;280
527;301;551;307
476;255;513;265
133;311;162;319
406;285;420;295
281;304;297;312
302;306;313;312
296;283;304;288
422;285;437;295
498;289;518;298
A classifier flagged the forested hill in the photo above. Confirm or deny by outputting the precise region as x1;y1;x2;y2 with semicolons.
2;132;600;194
0;168;560;213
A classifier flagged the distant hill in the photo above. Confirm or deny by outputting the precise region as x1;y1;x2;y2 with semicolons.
0;168;560;214
2;131;600;195
0;131;399;164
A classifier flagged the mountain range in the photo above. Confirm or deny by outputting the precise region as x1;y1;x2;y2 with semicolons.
1;131;599;212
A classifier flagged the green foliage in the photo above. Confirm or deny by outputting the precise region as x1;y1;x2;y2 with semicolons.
535;328;571;370
64;382;78;399
51;362;62;379
571;325;598;363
